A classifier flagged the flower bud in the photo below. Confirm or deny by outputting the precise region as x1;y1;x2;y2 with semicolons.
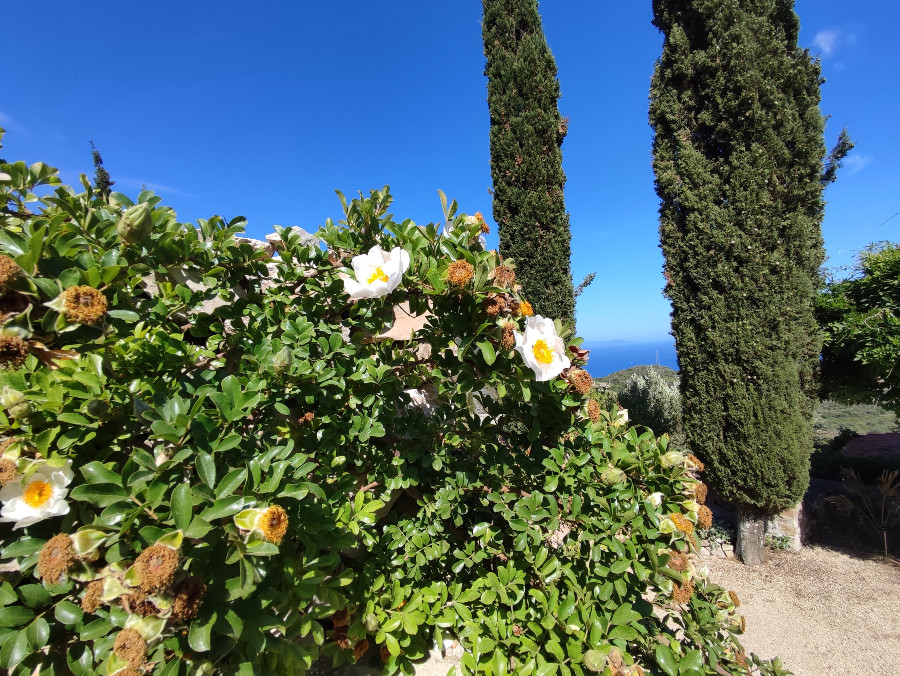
660;451;684;468
647;492;664;508
8;401;32;421
600;466;626;485
273;346;291;373
0;386;25;409
117;203;154;244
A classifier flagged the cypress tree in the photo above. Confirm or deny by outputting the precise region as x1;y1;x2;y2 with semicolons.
483;0;574;324
649;0;830;564
90;141;114;199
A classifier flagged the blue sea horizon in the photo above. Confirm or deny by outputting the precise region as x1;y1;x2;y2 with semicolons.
580;340;679;379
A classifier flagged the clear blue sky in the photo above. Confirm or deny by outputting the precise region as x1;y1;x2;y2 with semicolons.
2;1;897;341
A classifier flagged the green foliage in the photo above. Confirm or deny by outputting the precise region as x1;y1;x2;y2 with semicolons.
482;0;575;325
650;0;830;515
0;133;778;675
599;365;679;396
618;367;682;438
817;242;900;414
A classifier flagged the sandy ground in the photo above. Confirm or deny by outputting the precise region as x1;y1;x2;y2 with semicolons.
313;546;900;676
704;547;900;676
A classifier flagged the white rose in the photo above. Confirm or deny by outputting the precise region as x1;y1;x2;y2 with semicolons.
514;315;570;381
342;245;411;300
0;460;74;529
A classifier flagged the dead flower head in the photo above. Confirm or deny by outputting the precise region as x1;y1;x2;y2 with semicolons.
566;368;593;395
446;260;474;287
331;609;350;627
0;256;22;290
0;334;29;369
728;590;741;607
0;457;19;486
667;551;690;573
113;628;147;669
134;543;179;593
694;482;708;505
37;534;76;584
124;587;159;617
260;505;289;544
299;411;314;426
172;575;207;621
672;578;694;605
61;286;108;325
686;453;705;472
670;512;694;535
81;579;105;613
483;294;503;317
354;639;370;660
697;505;713;530
500;322;516;351
490;264;516;289
474;212;490;233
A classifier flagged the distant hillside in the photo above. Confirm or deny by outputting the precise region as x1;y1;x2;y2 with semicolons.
596;365;679;394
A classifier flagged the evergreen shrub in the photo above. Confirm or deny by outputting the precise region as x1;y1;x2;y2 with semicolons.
0;133;784;675
617;368;682;438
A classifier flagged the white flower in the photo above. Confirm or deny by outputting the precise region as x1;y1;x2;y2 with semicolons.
647;492;664;508
342;245;410;300
514;315;570;381
0;460;74;529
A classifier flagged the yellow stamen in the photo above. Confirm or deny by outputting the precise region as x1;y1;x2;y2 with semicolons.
532;339;554;365
24;480;53;508
367;267;389;284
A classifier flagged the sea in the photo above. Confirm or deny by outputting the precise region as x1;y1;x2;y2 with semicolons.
580;340;679;379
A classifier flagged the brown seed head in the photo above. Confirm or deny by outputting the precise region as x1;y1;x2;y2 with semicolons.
517;300;533;317
0;335;28;369
299;411;314;425
446;260;474;287
124;587;159;617
172;575;207;621
491;264;516;289
134;544;179;593
37;534;76;584
736;651;748;667
380;644;391;663
686;453;705;472
670;512;694;535
566;368;593;395
0;457;19;486
113;628;147;669
61;286;108;325
728;590;741;607
331;609;350;627
667;551;690;573
0;256;22;290
483;295;502;317
587;399;602;422
353;640;370;661
81;579;105;613
694;482;708;505
260;505;288;544
697;505;713;530
672;578;694;605
474;212;490;234
500;323;516;351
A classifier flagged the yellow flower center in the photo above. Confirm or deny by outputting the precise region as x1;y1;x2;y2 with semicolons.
367;267;389;284
532;339;554;365
24;480;53;508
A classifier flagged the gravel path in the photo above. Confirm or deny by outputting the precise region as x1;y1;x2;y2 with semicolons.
315;546;900;676
703;547;900;676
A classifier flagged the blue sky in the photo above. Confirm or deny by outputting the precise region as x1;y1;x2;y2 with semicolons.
2;1;897;341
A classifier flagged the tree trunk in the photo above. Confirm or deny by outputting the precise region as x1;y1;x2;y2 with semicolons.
736;508;766;565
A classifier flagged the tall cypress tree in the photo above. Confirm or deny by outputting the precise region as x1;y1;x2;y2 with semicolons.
649;0;831;564
483;0;574;324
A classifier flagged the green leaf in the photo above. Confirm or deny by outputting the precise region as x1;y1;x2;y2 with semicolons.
79;461;122;486
196;453;216;488
172;484;193;530
54;601;83;626
215;468;246;498
0;630;29;671
478;340;497;365
106;309;140;322
0;606;34;627
70;483;129;507
25;617;49;650
655;643;678;676
610;603;641;626
188;612;217;652
17;584;51;609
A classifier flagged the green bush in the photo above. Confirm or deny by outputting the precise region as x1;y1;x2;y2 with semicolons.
0;132;783;675
617;367;682;438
